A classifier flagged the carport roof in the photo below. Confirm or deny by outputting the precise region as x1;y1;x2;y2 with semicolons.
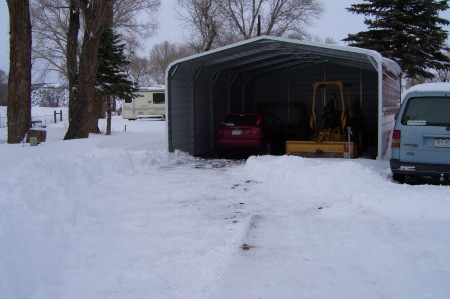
167;36;401;79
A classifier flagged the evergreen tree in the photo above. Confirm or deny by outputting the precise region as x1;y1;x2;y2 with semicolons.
97;28;139;135
343;0;450;79
96;28;138;99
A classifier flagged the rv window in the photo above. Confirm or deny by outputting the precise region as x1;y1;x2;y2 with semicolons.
153;93;165;104
124;96;132;103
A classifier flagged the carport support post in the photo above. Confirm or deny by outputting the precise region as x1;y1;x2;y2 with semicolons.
190;66;204;154
190;73;196;153
209;74;216;150
377;60;383;160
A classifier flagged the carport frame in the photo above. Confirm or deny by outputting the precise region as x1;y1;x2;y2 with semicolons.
166;36;401;160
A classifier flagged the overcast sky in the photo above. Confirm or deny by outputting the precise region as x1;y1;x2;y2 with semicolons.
1;0;449;82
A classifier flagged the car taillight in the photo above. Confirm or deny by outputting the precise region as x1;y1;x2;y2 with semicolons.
256;116;263;124
392;130;401;148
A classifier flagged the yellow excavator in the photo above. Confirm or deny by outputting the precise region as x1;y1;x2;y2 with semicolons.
286;81;359;158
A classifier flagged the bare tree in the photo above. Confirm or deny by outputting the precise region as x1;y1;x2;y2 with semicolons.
64;0;113;139
112;0;160;39
148;41;194;84
31;0;161;82
128;56;154;86
404;76;431;90
66;0;80;121
29;0;161;139
31;0;70;82
177;0;222;52
177;0;324;52
7;0;32;143
309;35;337;44
323;36;337;45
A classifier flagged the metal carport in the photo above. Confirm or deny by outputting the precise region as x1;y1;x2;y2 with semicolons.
166;36;401;159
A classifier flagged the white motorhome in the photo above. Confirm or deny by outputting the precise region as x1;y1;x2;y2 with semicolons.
122;85;165;120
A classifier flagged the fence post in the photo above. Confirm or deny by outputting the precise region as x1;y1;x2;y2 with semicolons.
54;110;63;123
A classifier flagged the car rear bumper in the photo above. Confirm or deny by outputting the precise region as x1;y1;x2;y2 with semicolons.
216;138;264;150
390;159;450;176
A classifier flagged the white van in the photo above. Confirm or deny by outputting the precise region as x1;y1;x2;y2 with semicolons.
122;85;165;120
390;83;450;184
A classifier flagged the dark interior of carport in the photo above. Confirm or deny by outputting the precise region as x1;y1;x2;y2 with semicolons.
167;37;382;157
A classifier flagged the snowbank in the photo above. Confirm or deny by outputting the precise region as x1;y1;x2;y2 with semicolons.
1;111;449;298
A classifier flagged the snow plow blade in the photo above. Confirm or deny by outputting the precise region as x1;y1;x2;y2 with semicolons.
286;141;357;158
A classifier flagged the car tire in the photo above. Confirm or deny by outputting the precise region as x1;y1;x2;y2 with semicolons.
217;149;227;158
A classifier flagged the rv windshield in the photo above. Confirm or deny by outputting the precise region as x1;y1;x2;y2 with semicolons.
401;97;450;126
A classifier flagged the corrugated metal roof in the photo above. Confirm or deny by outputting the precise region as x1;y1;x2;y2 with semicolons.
167;36;401;79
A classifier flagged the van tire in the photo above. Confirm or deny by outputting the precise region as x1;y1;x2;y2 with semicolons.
393;174;405;184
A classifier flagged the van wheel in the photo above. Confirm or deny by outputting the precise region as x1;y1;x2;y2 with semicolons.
393;174;405;184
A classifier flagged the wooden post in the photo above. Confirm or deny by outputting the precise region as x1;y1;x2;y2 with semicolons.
54;110;63;123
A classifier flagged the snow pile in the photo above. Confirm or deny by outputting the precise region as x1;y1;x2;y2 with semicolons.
1;110;450;298
244;155;391;197
244;155;450;220
0;149;191;298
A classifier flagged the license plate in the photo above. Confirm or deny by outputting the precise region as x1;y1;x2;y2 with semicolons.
232;129;242;135
435;138;450;147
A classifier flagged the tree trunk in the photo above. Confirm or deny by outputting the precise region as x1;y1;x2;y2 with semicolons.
66;0;80;123
87;92;103;134
98;94;107;118
64;0;113;140
106;95;112;135
65;32;101;139
6;0;32;144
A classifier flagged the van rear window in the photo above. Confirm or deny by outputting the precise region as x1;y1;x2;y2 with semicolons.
401;97;450;126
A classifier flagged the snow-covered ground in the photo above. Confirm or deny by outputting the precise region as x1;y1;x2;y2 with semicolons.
1;107;449;299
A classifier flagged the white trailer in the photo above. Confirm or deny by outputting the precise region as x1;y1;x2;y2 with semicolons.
122;85;165;120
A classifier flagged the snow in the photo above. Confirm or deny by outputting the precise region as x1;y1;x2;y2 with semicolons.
1;107;450;299
405;82;450;94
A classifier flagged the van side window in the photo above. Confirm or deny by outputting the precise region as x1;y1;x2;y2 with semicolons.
153;93;165;104
401;97;450;126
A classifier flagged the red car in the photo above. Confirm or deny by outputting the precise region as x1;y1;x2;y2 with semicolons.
215;113;288;156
